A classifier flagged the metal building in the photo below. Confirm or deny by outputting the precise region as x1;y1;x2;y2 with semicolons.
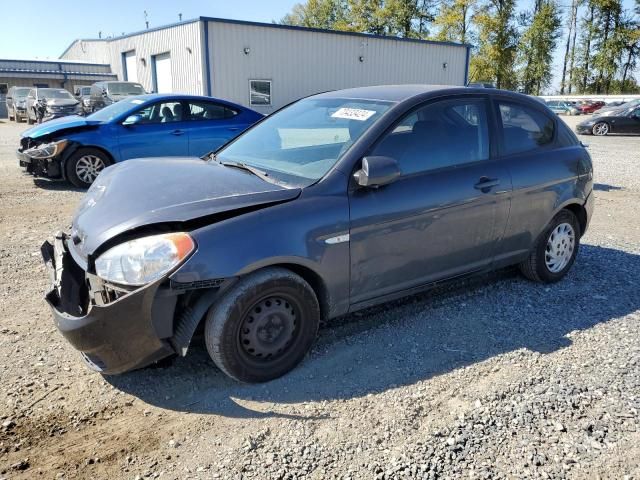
0;59;117;117
61;17;470;114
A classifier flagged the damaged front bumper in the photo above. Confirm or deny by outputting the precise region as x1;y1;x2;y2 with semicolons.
17;149;63;179
41;233;179;374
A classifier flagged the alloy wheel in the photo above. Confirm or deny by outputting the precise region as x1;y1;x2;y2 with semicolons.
545;222;575;273
592;122;609;136
75;155;106;184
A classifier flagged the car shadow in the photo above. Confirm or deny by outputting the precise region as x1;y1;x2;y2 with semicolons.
106;244;640;419
594;183;623;192
32;178;85;192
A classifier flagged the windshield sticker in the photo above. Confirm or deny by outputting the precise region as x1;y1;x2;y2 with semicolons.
331;108;376;121
130;99;145;104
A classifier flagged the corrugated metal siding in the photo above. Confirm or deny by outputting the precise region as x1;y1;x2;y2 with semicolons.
105;22;204;94
60;23;203;95
207;21;467;113
60;40;111;64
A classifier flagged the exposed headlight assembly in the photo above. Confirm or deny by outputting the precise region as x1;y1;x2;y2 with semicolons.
25;139;69;159
95;233;195;286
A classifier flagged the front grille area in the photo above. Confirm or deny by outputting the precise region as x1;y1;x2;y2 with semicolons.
87;274;134;306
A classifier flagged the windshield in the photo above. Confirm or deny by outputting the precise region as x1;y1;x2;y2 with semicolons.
14;88;30;98
217;97;393;185
40;89;74;100
107;83;145;95
86;97;147;122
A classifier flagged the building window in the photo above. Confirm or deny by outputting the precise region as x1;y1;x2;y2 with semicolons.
0;83;8;95
249;80;271;106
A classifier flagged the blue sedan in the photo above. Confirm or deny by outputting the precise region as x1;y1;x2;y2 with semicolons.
17;94;263;188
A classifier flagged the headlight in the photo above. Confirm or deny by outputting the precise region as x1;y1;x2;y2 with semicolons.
95;233;195;286
24;139;68;159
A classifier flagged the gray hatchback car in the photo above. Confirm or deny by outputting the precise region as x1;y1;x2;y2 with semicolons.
42;85;594;382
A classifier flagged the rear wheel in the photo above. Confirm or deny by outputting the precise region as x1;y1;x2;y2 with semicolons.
65;148;110;188
519;210;580;283
592;122;609;136
205;268;320;383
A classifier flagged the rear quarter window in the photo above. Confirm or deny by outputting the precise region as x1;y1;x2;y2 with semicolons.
497;101;555;156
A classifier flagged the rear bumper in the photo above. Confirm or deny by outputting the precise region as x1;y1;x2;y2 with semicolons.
41;234;178;374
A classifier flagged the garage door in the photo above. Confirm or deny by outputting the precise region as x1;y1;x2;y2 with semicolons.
154;53;172;93
124;51;138;83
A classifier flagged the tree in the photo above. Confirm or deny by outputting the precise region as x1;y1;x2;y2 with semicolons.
618;13;640;92
377;0;436;37
590;0;624;93
560;0;581;94
432;0;476;44
573;1;596;92
280;0;348;29
518;0;562;94
469;0;519;89
281;0;436;37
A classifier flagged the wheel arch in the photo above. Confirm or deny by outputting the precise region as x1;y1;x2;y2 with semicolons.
238;260;331;322
60;144;116;180
562;202;588;237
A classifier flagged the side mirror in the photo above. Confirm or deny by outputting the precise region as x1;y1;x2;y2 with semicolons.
353;156;401;188
122;114;143;126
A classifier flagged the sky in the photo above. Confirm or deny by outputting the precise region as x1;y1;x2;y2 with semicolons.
1;0;637;92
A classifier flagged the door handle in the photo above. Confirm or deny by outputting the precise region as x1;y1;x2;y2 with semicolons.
171;129;185;136
474;177;500;192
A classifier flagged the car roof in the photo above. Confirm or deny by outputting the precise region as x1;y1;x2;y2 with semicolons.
311;84;527;103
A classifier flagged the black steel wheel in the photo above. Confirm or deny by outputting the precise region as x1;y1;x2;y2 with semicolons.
205;268;320;383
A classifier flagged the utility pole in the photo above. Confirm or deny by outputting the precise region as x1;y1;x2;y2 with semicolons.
144;10;149;29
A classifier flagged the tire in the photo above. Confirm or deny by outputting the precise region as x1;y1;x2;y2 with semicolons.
519;209;581;283
65;148;110;188
14;110;21;123
8;108;14;121
205;267;320;383
592;122;609;136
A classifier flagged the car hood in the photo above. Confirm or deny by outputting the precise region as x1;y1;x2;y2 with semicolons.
21;116;100;140
70;157;301;259
46;98;79;107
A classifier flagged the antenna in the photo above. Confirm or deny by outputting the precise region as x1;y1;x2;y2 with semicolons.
179;13;183;21
144;10;149;29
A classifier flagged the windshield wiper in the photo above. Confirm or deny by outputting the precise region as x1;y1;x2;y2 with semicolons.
220;160;270;180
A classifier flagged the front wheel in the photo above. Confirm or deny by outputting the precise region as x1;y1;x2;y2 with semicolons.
205;268;320;383
519;210;580;283
592;122;609;136
65;148;110;188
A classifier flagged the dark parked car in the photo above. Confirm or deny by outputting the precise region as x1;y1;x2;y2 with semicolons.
74;86;92;114
18;94;263;188
42;86;594;382
6;86;31;122
89;81;145;112
25;88;82;124
576;105;640;135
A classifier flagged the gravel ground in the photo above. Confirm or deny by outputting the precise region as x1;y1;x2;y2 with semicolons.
0;115;639;480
